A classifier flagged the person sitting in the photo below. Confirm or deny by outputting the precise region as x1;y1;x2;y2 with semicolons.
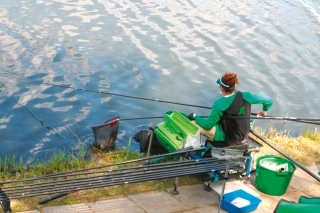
188;72;273;148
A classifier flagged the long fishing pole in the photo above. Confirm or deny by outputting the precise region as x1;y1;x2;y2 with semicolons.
11;75;320;125
120;115;320;125
251;113;320;125
5;164;219;196
218;115;320;122
250;129;320;182
23;79;212;109
3;157;243;196
3;156;242;193
2;159;241;200
37;161;240;203
3;158;222;192
21;81;320;123
7;73;319;124
35;165;221;203
0;147;205;184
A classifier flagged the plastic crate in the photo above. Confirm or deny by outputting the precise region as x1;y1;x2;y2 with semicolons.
218;189;261;213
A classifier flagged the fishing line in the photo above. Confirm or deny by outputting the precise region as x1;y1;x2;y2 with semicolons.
8;95;84;149
9;96;56;133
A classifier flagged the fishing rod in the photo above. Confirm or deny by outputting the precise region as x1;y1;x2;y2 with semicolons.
2;158;243;201
0;147;205;184
35;164;223;203
3;156;243;193
287;120;320;125
120;115;320;125
2;156;243;194
10;75;320;125
6;73;319;124
4;163;221;196
22;79;213;109
36;161;240;204
2;165;213;201
250;129;320;182
3;157;225;192
217;115;320;122
251;113;320;125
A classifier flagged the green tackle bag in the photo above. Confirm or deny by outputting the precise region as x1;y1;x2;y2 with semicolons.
154;110;200;152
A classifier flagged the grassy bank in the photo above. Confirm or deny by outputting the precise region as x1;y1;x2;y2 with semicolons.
1;127;319;212
252;127;320;165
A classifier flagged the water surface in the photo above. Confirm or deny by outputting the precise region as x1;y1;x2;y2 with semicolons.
0;0;319;162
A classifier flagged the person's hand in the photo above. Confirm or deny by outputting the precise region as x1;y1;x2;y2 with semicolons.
188;113;196;120
257;111;267;117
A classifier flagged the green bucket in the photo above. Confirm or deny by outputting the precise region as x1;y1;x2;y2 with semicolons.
255;155;296;196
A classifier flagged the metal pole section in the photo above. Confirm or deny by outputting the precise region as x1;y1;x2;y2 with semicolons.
171;139;187;195
218;164;229;213
146;128;154;158
225;115;320;122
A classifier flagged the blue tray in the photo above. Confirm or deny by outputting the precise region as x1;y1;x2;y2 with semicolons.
218;189;261;213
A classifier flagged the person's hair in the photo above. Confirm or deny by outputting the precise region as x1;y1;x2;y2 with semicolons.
221;72;239;92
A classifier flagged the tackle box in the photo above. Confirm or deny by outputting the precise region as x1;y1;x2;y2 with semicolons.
154;110;200;152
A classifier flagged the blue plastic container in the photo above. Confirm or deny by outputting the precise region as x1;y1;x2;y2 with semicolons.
218;189;261;213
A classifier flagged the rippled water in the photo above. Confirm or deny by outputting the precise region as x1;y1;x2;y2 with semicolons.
0;0;319;162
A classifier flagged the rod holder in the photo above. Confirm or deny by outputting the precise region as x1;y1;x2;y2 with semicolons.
204;170;214;191
203;182;213;191
218;164;229;213
146;127;154;158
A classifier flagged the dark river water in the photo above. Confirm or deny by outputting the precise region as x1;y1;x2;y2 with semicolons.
0;0;319;162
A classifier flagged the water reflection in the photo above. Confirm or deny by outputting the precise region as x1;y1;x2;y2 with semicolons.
0;0;319;162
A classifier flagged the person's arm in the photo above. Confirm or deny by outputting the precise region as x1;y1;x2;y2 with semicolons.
194;105;223;130
243;92;273;115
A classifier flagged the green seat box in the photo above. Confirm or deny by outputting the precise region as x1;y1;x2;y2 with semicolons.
154;110;200;152
298;196;320;204
274;200;320;213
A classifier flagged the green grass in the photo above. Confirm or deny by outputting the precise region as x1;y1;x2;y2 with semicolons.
252;126;320;165
1;128;320;212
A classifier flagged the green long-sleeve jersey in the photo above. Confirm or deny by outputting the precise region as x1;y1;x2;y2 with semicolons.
194;91;273;141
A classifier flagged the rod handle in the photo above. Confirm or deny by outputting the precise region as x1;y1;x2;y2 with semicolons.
38;192;69;204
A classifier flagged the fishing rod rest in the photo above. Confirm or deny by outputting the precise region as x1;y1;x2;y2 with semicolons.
0;189;12;213
170;183;179;195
